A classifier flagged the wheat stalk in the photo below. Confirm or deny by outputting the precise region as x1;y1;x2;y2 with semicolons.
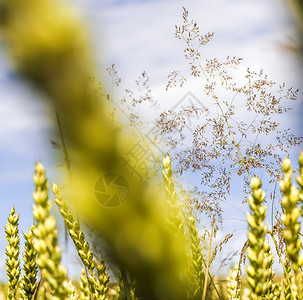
19;225;38;300
32;162;70;299
52;183;95;270
246;176;267;299
52;183;110;299
162;155;185;235
226;264;240;300
187;215;204;299
79;268;90;300
263;241;281;300
66;280;78;300
280;157;303;299
94;257;110;299
280;157;303;274
5;206;21;300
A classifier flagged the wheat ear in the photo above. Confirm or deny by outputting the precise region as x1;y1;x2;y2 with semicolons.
5;206;21;300
246;176;267;299
263;240;281;300
19;225;38;300
187;215;204;298
79;268;90;300
280;157;303;274
162;155;184;235
52;183;110;299
32;162;70;299
226;264;240;300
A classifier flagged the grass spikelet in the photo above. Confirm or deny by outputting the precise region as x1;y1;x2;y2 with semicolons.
5;206;21;300
19;225;38;300
32;162;70;299
246;176;267;299
226;264;240;300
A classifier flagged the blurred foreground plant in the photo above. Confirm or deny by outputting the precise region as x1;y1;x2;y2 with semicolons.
0;0;191;298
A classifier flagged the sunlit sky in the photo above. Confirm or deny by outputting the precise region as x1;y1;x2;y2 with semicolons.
0;0;302;279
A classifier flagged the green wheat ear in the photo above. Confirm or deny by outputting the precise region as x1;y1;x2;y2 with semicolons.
52;182;96;271
79;268;90;300
19;225;38;300
283;261;295;300
5;206;21;300
162;155;185;235
246;176;267;299
66;280;78;300
263;241;281;300
94;257;110;299
32;162;70;299
226;264;240;300
187;215;204;299
52;183;110;299
280;157;303;274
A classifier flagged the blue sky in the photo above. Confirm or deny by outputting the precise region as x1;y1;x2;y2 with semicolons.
0;0;302;280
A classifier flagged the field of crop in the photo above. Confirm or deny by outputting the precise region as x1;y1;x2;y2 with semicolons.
0;155;302;299
0;0;302;299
